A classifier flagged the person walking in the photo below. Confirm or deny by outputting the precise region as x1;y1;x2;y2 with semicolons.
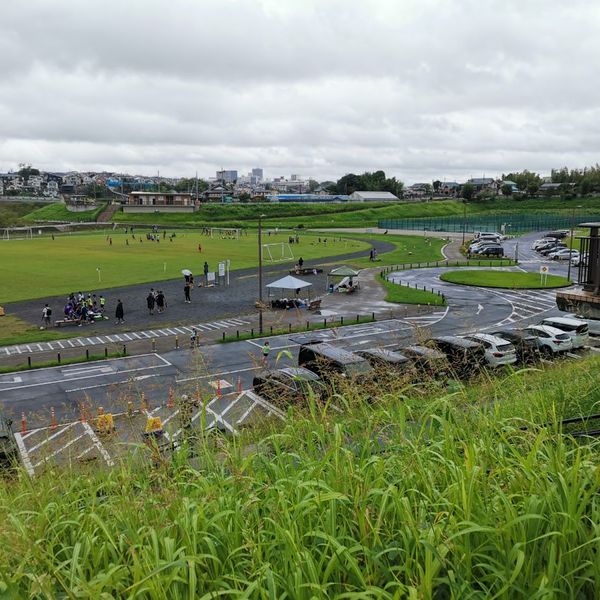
146;291;156;315
115;299;124;324
203;261;209;284
190;327;199;349
41;304;52;329
261;341;271;367
99;295;106;312
298;256;304;268
184;281;192;303
156;290;166;313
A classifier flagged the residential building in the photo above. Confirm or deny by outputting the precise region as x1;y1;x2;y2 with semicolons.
439;182;460;196
500;180;519;194
466;178;497;192
46;181;59;197
405;183;430;198
127;191;193;206
350;191;399;202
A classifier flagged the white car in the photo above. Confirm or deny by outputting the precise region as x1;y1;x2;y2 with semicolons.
571;253;588;267
539;317;589;349
463;333;517;367
524;325;573;356
565;313;600;337
531;238;557;250
549;249;579;261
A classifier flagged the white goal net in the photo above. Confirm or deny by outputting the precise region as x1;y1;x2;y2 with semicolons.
2;227;33;240
209;228;240;240
262;242;294;262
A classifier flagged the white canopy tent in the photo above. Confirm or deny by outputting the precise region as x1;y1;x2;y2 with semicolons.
266;275;312;291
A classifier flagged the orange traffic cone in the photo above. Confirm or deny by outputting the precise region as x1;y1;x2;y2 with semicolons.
236;376;242;393
140;391;148;412
195;384;201;404
80;402;87;423
21;412;27;434
167;387;175;409
217;379;222;397
50;407;57;430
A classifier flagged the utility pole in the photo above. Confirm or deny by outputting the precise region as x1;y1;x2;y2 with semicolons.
258;214;265;334
567;205;583;281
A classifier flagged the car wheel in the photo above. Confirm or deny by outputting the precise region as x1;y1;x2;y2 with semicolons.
541;346;554;358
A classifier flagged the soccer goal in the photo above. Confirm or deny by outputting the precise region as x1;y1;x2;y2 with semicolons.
262;242;294;262
2;227;33;240
209;227;240;240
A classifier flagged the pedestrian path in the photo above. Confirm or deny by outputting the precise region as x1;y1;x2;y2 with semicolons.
487;289;558;326
2;317;252;357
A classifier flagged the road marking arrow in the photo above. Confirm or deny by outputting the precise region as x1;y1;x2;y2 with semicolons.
476;304;484;315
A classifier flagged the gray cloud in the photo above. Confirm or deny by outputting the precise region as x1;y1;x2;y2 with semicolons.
0;0;599;182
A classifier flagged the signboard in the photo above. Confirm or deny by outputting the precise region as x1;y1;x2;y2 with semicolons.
207;272;216;283
540;265;549;274
218;262;226;277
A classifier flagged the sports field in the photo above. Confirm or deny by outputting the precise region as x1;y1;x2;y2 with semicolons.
0;230;369;303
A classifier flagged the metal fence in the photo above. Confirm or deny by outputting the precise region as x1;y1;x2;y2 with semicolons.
378;213;600;234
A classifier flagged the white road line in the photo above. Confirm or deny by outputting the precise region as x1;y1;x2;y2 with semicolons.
76;445;95;460
67;339;75;347
236;401;257;424
205;406;237;435
131;332;142;339
165;328;176;335
157;330;169;336
57;341;64;349
176;365;257;383
173;327;186;334
246;390;286;420
14;434;34;476
33;431;88;467
77;339;85;346
82;423;114;466
161;409;180;427
122;333;132;341
26;345;32;352
29;423;77;454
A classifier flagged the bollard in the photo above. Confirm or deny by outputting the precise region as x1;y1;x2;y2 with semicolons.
104;347;108;358
86;349;90;360
152;338;156;352
324;318;327;328
270;325;273;334
57;352;61;364
175;336;179;349
289;323;292;333
372;312;375;321
306;321;310;330
123;344;127;356
356;314;359;323
50;407;57;430
28;356;31;368
251;328;254;337
127;401;133;417
222;332;226;341
340;316;344;326
237;330;240;339
21;412;27;434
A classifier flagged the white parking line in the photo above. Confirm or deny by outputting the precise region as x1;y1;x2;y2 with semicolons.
82;423;114;466
29;423;77;454
33;431;88;468
14;433;34;476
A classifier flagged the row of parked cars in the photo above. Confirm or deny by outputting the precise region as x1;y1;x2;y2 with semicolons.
466;232;506;257
531;231;584;264
253;315;593;405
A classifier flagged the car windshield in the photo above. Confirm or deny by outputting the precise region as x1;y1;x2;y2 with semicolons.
497;343;515;352
555;333;570;340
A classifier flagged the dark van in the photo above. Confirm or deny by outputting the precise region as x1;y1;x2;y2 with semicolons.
298;343;373;380
426;336;486;378
355;348;413;375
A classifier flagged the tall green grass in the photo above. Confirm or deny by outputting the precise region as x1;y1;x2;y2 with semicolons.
0;357;599;597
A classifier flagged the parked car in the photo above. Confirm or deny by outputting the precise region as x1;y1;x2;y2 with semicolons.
253;367;326;405
524;325;573;356
571;253;588;267
540;245;567;257
400;345;448;378
355;348;413;375
479;246;504;257
425;336;486;378
298;343;373;380
462;333;517;367
536;241;563;253
539;317;589;349
546;230;569;239
470;244;504;255
489;329;541;364
474;232;503;242
0;413;18;468
549;249;579;261
531;238;557;250
564;313;600;337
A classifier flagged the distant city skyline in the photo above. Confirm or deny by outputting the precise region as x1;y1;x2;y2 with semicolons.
1;1;599;184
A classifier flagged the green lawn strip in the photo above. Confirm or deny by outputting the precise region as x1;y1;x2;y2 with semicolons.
439;269;571;289
1;357;600;596
23;202;108;223
342;234;445;268
380;276;445;306
219;315;375;343
0;231;369;303
0;352;126;374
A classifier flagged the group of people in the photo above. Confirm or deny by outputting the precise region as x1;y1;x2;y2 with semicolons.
146;288;167;314
369;248;379;261
270;297;309;310
59;292;107;325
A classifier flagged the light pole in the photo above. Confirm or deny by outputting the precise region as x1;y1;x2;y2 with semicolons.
567;205;583;282
258;214;265;334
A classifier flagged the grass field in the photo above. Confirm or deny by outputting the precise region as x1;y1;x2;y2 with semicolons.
440;269;572;289
380;276;446;305
0;314;83;347
0;230;369;303
345;234;446;267
1;356;599;596
23;202;107;222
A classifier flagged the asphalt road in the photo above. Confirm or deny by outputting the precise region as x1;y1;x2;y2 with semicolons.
0;231;580;430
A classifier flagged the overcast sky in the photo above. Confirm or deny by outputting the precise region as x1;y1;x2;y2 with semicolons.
1;0;599;183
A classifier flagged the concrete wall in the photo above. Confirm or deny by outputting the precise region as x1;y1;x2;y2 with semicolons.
122;205;197;214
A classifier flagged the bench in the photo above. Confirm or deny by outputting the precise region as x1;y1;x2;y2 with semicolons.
289;267;323;275
54;319;83;327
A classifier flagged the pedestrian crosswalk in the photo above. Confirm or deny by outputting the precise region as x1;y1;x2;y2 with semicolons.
2;317;252;357
400;309;449;328
490;289;558;326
